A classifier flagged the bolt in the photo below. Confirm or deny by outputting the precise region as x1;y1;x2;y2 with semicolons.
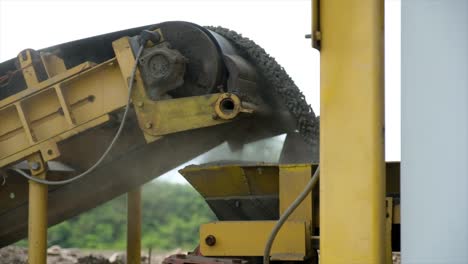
205;235;216;246
212;113;219;120
9;193;15;199
145;122;153;129
136;101;144;108
30;162;41;171
235;200;241;208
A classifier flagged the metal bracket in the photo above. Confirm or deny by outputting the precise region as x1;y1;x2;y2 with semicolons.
134;93;247;143
113;36;253;144
312;0;321;50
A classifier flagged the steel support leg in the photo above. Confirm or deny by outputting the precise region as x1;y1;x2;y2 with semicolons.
319;0;386;263
27;154;48;264
127;187;142;264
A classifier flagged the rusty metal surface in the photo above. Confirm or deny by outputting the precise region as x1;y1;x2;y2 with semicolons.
163;254;248;264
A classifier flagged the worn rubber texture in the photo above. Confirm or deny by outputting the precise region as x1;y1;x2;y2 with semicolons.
206;26;319;146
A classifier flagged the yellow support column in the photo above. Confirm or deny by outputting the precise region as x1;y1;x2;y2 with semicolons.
319;0;385;263
27;154;48;264
127;187;142;264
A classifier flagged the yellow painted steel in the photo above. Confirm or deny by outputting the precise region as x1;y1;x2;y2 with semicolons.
279;164;313;221
0;61;94;109
0;59;125;167
1;34;242;169
127;188;142;264
200;221;307;260
185;164;316;261
41;53;67;77
113;37;241;143
319;0;385;263
180;164;279;198
27;154;48;264
18;50;40;88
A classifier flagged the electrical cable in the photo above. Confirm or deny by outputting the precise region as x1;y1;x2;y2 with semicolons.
263;166;320;264
10;44;145;186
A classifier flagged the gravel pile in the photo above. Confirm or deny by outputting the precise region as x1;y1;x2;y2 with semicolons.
0;246;402;263
0;246;183;264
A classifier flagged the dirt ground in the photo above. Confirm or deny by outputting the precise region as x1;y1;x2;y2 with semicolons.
0;246;401;264
0;246;182;264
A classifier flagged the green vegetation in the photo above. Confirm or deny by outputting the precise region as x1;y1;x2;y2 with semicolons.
17;180;216;250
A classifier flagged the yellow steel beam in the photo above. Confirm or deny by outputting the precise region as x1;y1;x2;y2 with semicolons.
0;61;95;109
127;187;142;264
179;164;279;198
41;53;67;78
200;221;308;260
27;153;48;264
1;32;246;169
279;164;313;221
18;50;40;88
319;0;385;263
0;59;126;167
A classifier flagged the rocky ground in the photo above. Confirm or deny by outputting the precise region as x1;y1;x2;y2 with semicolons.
393;252;401;264
0;246;401;264
0;246;182;264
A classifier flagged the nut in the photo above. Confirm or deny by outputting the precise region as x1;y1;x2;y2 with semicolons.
205;235;216;246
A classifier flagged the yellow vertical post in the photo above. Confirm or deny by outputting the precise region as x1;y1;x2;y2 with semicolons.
27;154;48;264
319;0;385;263
127;187;142;264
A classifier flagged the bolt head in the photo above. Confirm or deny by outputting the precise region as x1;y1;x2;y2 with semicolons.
30;162;41;171
145;122;153;129
136;101;144;107
205;235;216;246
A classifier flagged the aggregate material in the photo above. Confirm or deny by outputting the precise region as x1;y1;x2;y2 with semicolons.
206;26;320;146
0;246;402;264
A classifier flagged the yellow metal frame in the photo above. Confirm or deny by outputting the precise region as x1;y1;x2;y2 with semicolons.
196;164;317;261
319;0;386;263
113;37;246;143
127;188;142;264
200;221;308;259
27;153;48;264
0;28;253;263
1;34;250;168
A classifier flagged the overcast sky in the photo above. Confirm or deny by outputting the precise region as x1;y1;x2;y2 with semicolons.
0;0;400;182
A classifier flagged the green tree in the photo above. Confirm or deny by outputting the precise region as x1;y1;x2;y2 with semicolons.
17;180;216;250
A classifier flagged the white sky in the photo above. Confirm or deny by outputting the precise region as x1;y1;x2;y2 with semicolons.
0;0;400;182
